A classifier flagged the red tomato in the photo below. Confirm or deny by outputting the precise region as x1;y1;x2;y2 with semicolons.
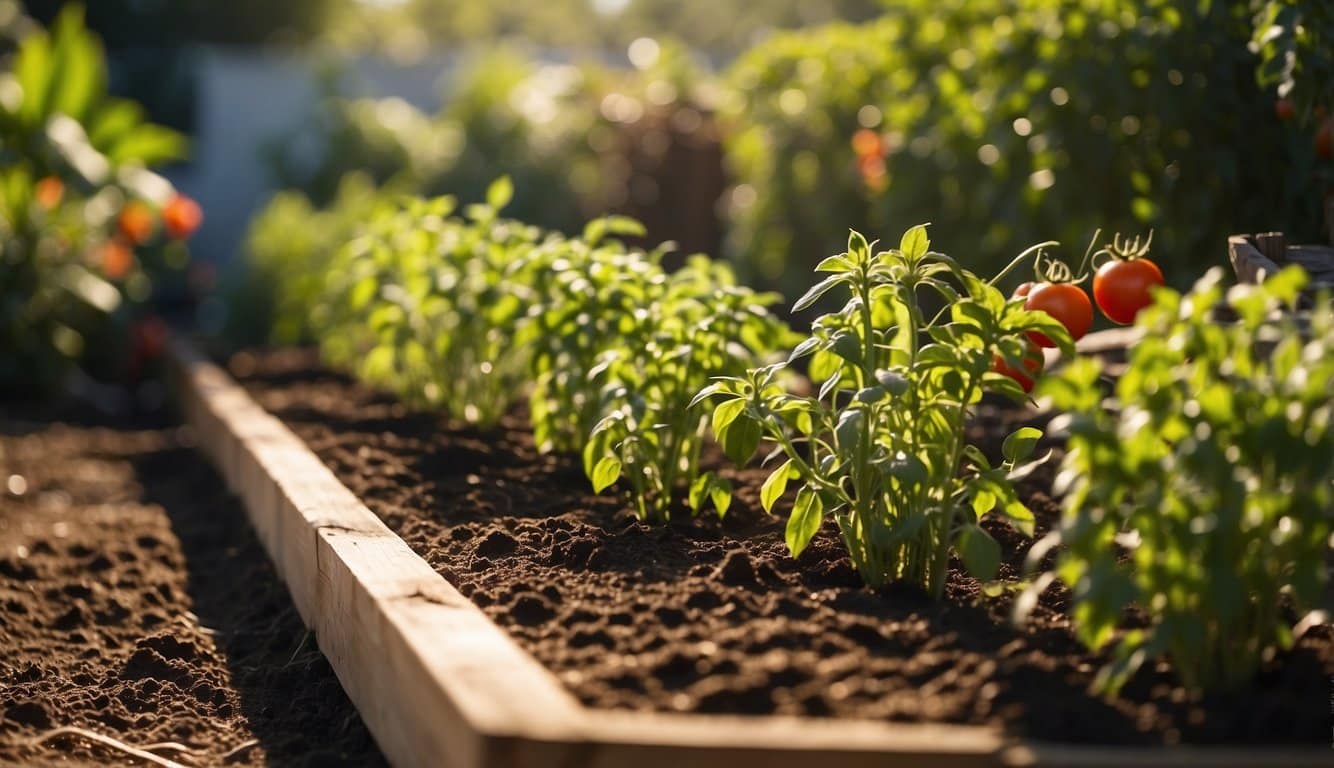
35;176;63;209
162;194;203;240
1317;120;1333;160
100;239;134;280
1275;99;1295;122
1013;282;1033;299
1092;258;1164;325
992;341;1044;393
1024;282;1093;348
117;201;155;245
851;128;883;158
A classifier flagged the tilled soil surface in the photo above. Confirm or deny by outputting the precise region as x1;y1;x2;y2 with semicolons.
235;348;1332;746
0;407;385;766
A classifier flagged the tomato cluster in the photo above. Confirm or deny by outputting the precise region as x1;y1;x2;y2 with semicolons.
990;232;1164;392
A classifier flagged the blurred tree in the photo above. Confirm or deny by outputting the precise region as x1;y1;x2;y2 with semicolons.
21;0;343;48
323;0;883;57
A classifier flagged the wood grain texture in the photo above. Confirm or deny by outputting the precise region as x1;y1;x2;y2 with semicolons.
168;337;1329;768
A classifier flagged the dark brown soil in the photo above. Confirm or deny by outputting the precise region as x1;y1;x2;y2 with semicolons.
0;407;386;766
233;347;1332;747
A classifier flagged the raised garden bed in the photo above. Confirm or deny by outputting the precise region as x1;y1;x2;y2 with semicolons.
166;336;1331;768
0;404;382;766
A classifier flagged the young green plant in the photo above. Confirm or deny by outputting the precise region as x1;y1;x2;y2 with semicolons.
1021;266;1333;692
696;227;1074;594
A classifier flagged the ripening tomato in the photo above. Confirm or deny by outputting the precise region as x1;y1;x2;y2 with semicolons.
117;201;155;245
1317;119;1333;160
992;341;1044;393
1275;98;1295;122
1092;257;1164;325
851;128;883;158
35;176;63;209
1013;282;1033;299
162;194;203;240
1024;282;1093;348
100;239;134;280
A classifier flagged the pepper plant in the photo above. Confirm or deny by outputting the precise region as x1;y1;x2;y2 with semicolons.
695;227;1073;593
516;216;664;452
1022;266;1333;692
318;178;542;423
583;256;795;521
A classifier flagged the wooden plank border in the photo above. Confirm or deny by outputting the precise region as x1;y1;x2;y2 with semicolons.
167;337;1328;768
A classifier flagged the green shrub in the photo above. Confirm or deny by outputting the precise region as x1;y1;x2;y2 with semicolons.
1027;267;1333;692
722;1;1303;298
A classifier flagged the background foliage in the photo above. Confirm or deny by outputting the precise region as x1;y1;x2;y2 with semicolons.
722;0;1314;299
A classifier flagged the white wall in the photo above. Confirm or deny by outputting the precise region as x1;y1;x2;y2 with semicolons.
166;48;458;265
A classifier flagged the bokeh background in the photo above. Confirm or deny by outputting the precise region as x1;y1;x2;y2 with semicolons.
18;0;1331;318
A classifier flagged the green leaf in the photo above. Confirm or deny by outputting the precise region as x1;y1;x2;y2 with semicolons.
847;229;869;260
1002;499;1036;536
106;123;188;165
792;273;845;312
590;455;622;493
718;414;762;465
760;459;795;513
899;224;930;262
815;254;853;273
688;472;713;512
603;215;646;238
830;331;862;364
710;478;733;519
1002;427;1043;463
15;30;53;126
956;524;1000;581
486;175;514;209
834;408;863;451
786;486;823;557
711;397;745;435
88;99;144;149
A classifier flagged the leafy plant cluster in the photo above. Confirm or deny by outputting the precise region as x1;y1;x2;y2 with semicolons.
257;177;794;520
1026;266;1333;693
696;226;1072;593
722;0;1312;297
0;4;199;397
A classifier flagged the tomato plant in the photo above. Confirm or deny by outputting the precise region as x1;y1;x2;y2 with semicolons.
1022;266;1333;692
1090;231;1164;325
0;5;194;396
725;1;1294;300
696;226;1072;593
990;341;1042;393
